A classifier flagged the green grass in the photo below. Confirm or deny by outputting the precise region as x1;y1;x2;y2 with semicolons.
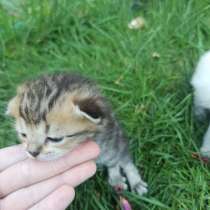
0;0;210;209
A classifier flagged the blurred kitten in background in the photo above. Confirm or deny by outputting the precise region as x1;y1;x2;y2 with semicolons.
7;73;148;195
191;51;210;158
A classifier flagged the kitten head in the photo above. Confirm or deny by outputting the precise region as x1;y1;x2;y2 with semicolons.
7;74;108;161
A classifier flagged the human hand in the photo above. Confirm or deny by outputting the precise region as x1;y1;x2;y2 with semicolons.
0;141;100;210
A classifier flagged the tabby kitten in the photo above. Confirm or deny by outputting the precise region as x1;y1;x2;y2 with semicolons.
7;73;148;195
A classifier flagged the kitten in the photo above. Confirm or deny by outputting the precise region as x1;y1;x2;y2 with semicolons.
191;51;210;157
7;73;148;195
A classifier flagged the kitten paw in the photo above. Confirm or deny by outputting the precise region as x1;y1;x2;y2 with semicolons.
200;147;210;158
114;183;128;193
131;180;148;195
194;106;208;122
109;176;128;192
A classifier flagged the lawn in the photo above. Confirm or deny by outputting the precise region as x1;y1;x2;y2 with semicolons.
0;0;210;209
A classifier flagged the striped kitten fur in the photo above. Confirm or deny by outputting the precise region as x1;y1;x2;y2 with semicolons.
7;73;148;195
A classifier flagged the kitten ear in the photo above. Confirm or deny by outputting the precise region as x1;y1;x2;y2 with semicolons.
6;96;20;117
74;98;105;124
6;84;27;117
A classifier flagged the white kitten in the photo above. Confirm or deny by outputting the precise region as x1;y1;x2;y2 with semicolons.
191;51;210;157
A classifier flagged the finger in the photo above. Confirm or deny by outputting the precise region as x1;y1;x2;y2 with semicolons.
0;141;100;197
29;185;75;210
0;144;27;171
1;161;96;210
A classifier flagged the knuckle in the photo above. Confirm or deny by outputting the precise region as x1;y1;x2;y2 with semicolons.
20;161;31;181
69;187;75;199
64;185;75;200
94;144;101;157
88;161;97;175
0;182;5;199
0;199;6;210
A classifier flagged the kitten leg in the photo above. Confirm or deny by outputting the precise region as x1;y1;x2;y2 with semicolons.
194;102;208;121
108;164;128;192
200;123;210;157
122;161;148;195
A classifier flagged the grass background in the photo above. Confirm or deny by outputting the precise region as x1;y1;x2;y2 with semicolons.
0;0;210;209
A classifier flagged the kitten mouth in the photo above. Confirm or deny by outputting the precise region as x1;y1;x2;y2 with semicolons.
26;151;37;159
25;150;62;161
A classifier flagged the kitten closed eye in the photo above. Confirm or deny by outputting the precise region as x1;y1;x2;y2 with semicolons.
21;133;27;138
46;130;91;143
47;137;64;143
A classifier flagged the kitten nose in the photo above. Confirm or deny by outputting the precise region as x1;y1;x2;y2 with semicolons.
28;151;40;157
